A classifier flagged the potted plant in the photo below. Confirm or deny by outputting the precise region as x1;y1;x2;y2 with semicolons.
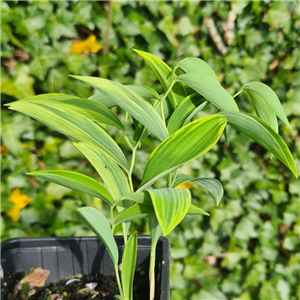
2;49;297;300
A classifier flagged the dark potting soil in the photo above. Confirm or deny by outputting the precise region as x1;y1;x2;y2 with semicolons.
2;270;150;300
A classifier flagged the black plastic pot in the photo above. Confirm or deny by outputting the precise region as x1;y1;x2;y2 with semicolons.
1;236;170;300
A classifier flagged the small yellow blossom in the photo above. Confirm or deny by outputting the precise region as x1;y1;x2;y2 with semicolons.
70;35;102;54
1;144;8;157
6;188;31;222
175;182;192;189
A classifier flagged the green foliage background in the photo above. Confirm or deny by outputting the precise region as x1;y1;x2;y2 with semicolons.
1;1;299;299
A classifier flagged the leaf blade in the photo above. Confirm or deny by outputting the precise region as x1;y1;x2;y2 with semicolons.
70;75;169;141
122;232;137;300
27;170;113;205
77;207;118;266
175;74;239;112
147;188;191;236
174;174;224;205
133;49;186;108
242;81;290;129
74;142;131;201
139;115;227;190
221;111;298;178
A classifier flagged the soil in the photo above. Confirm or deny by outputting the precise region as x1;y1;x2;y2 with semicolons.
2;269;150;300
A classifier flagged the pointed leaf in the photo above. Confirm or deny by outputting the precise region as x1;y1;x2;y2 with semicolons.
174;74;239;112
221;112;298;178
174;174;224;205
125;85;160;102
114;204;155;227
77;207;118;266
70;75;169;141
187;204;210;216
89;90;116;108
182;101;208;127
7;99;129;171
139;115;227;190
242;81;290;131
147;188;191;236
114;192;152;208
122;232;137;300
133;49;186;108
167;93;205;134
74;142;130;200
27;170;113;205
15;93;124;130
175;57;220;83
133;98;172;146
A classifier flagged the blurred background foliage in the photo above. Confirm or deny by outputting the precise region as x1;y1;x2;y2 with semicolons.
1;1;299;299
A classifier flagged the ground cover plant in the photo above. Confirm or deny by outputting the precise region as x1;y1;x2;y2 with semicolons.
5;47;298;300
1;1;299;299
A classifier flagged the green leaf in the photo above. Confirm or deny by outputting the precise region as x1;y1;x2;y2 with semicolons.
16;93;124;130
174;74;239;112
89;90;116;108
114;204;155;227
74;142;130;201
77;207;118;266
121;232;137;300
70;75;169;141
125;85;161;102
27;170;113;205
167;93;205;134
133;49;186;108
147;188;191;236
242;81;290;131
173;174;224;205
221;112;298;178
133;98;172;146
114;192;152;208
139;115;227;190
175;57;220;83
187;204;210;216
6;99;129;171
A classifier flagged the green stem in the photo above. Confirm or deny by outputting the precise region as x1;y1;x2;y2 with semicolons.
160;100;165;125
171;168;178;187
128;145;137;193
110;206;114;226
161;81;176;103
233;90;242;98
115;265;124;300
149;241;157;300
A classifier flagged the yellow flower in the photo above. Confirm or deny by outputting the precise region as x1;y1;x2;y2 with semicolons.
70;35;102;54
1;144;8;157
6;188;31;222
175;182;192;189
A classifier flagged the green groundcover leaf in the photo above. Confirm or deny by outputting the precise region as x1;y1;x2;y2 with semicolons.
70;75;169;142
139;115;227;190
221;111;298;178
27;170;113;205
